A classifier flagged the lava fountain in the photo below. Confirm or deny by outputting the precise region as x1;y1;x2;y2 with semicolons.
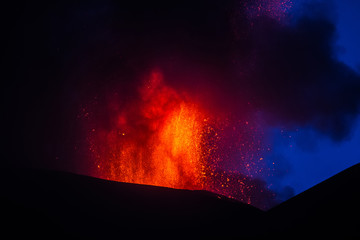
82;69;276;210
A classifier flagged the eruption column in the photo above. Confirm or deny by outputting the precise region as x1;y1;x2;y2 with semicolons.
84;70;276;209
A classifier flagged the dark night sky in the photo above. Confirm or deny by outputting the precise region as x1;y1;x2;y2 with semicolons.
3;0;360;200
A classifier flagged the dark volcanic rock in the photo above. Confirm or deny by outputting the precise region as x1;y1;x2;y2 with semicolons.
1;163;359;237
1;168;263;237
266;163;360;237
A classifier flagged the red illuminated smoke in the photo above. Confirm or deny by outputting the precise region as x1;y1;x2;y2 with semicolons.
82;70;276;210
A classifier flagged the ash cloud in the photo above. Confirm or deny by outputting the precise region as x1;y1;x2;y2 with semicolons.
73;0;360;142
241;4;360;141
6;0;360;172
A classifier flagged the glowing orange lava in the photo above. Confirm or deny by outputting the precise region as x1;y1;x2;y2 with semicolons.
91;70;206;189
84;69;276;210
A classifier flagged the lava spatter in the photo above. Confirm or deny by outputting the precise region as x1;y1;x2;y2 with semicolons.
82;69;276;210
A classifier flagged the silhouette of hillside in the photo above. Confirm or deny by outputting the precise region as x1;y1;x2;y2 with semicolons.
1;168;263;237
1;163;359;237
267;163;360;236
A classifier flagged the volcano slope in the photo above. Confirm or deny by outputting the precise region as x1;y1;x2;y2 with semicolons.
1;163;359;237
266;162;360;237
1;167;264;237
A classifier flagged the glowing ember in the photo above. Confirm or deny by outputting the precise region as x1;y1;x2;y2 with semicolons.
83;69;276;210
88;70;205;189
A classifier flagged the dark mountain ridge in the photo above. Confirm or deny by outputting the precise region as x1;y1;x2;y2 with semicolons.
1;163;359;237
